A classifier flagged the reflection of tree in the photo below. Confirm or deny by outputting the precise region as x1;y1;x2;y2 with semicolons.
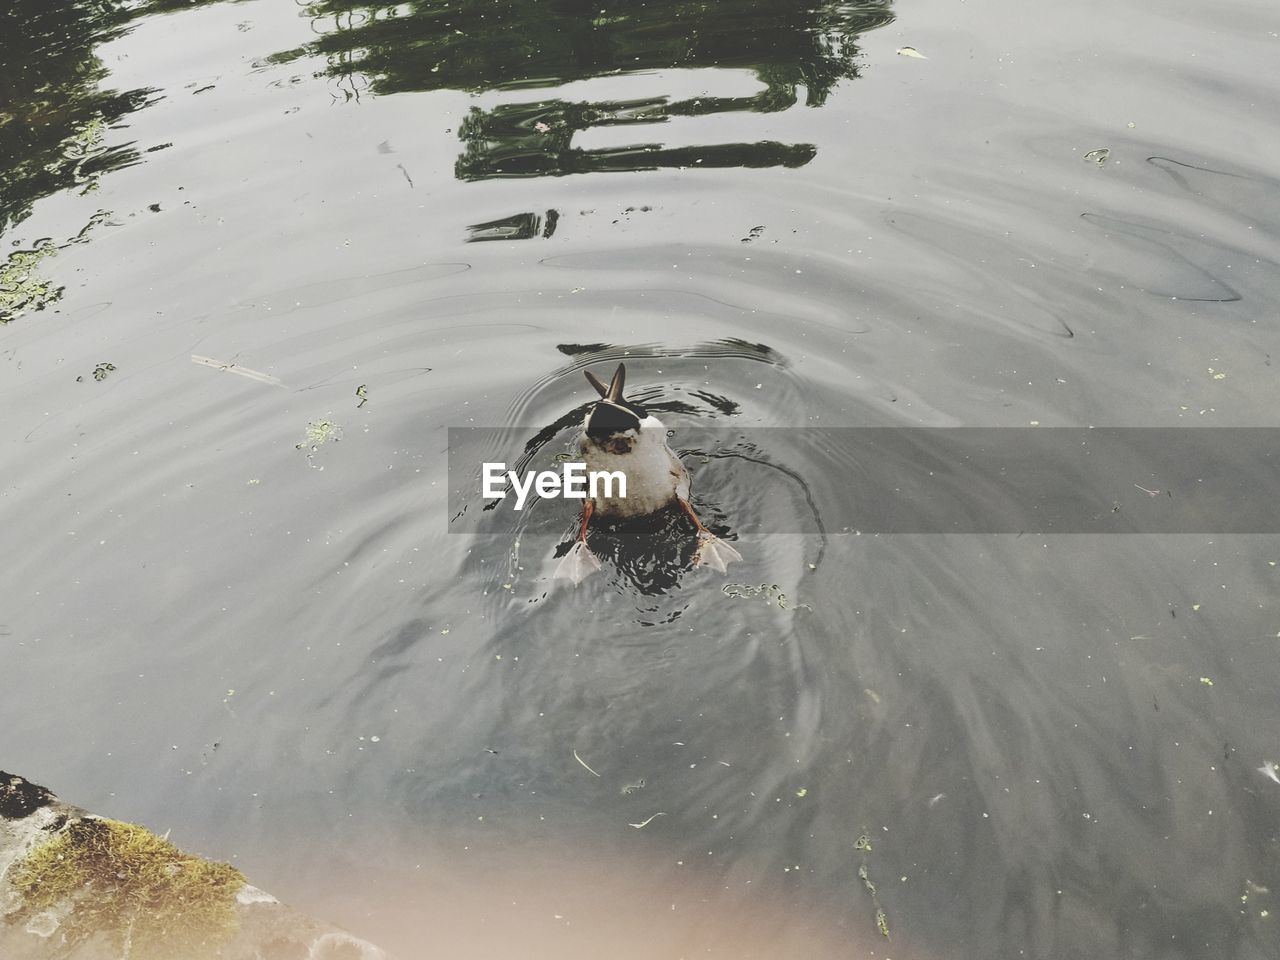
454;97;816;181
0;0;227;236
289;0;891;103
285;0;894;179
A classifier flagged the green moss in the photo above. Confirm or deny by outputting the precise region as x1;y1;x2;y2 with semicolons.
10;817;246;958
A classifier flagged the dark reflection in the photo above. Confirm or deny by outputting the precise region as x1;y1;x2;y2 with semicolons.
285;0;895;178
556;342;613;356
551;505;737;595
554;339;788;364
466;209;559;242
0;0;226;236
455;103;816;181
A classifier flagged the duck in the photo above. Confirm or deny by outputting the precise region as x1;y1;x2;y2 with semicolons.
555;363;742;584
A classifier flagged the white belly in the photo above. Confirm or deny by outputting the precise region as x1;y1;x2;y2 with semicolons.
582;420;688;518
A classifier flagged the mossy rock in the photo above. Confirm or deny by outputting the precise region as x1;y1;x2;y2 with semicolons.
9;816;245;958
0;775;55;819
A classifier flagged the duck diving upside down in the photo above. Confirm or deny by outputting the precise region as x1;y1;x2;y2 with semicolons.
554;363;742;585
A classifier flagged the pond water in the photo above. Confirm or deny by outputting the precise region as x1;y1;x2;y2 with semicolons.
2;0;1279;957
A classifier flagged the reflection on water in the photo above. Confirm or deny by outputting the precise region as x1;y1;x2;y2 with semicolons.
0;0;230;234
465;209;558;242
278;0;893;177
0;0;231;321
453;97;817;181
285;0;892;98
4;0;1280;958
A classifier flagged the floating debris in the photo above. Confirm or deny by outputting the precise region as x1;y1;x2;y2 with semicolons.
723;582;811;611
91;362;116;381
1200;677;1214;686
876;907;890;938
1258;760;1280;784
2;208;113;325
621;778;646;795
628;812;666;829
853;832;889;938
298;420;340;447
192;355;285;388
896;46;927;59
572;748;601;778
0;241;62;323
356;384;369;408
295;420;342;469
1083;148;1111;165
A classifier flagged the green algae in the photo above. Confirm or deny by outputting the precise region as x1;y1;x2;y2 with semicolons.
853;831;890;939
0;241;62;324
1;210;112;325
298;419;341;449
296;419;344;469
10;817;245;958
45;114;108;193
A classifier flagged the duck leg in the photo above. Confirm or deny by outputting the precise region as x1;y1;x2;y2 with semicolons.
554;500;602;584
678;497;742;572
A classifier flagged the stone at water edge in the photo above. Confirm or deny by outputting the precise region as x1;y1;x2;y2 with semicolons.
0;771;394;960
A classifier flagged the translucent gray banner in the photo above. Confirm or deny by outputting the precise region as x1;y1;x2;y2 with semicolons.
447;427;1280;535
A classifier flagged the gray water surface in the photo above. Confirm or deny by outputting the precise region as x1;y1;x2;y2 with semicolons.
2;0;1279;957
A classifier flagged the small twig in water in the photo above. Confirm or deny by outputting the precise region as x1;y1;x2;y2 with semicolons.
629;812;667;829
573;748;601;777
192;354;285;388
